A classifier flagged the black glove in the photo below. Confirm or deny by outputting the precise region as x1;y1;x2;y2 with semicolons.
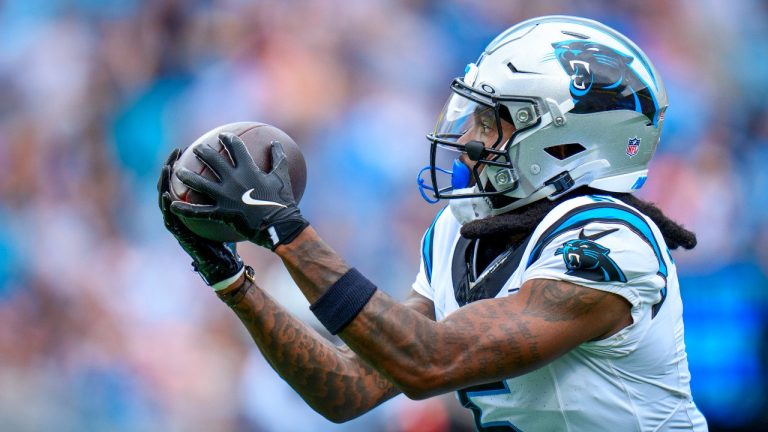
170;132;309;250
158;148;244;286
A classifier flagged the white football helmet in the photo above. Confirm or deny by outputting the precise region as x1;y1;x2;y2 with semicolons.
418;15;668;215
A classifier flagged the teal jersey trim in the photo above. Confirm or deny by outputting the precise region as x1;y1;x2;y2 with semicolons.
458;380;525;431
421;207;447;284
526;201;668;280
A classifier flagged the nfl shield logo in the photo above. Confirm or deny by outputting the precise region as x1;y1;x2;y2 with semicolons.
626;137;641;157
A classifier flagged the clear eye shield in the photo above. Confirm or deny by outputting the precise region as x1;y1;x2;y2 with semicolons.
418;78;543;203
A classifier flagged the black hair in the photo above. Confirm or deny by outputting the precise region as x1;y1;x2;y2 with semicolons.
460;187;697;250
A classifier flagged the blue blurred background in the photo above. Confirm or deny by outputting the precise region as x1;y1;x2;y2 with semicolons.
0;0;766;431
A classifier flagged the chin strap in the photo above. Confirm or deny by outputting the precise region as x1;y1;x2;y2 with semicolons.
427;158;612;219
490;159;611;215
490;184;558;215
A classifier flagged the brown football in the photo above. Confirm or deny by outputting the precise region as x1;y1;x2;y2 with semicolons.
169;122;307;242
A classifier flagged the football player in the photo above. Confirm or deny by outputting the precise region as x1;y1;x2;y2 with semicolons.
159;16;708;431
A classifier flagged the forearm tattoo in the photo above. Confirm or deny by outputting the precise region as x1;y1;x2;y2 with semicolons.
521;278;608;322
339;291;548;396
337;278;619;396
228;281;399;420
279;233;350;303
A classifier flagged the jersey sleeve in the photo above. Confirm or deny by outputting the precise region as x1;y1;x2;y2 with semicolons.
412;253;433;300
522;219;667;310
410;207;449;302
521;199;674;356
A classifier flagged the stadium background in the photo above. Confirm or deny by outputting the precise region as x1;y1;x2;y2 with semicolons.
0;0;766;431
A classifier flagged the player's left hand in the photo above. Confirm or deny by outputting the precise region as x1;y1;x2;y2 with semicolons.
158;148;244;286
170;132;309;250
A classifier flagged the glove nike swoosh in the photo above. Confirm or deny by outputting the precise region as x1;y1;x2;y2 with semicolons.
241;189;287;208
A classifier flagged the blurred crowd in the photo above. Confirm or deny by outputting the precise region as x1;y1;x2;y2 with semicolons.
0;0;766;431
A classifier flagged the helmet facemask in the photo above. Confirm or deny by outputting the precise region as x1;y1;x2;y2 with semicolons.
418;78;543;204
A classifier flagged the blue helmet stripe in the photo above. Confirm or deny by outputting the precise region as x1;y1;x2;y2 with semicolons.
574;21;658;90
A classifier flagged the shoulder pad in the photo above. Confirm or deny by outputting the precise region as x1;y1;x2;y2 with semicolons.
526;196;668;280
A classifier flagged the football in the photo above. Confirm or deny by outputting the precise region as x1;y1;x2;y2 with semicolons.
169;122;307;242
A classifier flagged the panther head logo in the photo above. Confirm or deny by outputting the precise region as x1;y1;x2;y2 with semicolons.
551;40;659;126
554;228;627;283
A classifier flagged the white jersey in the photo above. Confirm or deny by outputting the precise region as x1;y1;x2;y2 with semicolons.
412;195;707;432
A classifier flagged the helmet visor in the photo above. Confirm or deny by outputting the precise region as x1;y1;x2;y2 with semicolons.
433;95;507;151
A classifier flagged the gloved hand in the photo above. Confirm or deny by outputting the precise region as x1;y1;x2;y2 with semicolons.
170;132;309;250
158;148;244;286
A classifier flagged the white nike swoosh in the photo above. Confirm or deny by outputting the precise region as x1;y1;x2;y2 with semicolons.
241;189;287;208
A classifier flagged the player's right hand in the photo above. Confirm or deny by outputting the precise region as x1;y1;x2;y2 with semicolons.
170;133;309;251
158;148;244;286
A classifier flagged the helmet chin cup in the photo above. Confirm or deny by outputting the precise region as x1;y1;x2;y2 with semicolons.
449;187;493;224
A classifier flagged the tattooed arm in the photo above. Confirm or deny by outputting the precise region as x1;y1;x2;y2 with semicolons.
218;272;435;422
276;227;632;400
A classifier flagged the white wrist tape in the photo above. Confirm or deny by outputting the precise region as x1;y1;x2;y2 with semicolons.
211;267;245;292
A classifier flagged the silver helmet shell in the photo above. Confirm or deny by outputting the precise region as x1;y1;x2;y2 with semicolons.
424;15;668;214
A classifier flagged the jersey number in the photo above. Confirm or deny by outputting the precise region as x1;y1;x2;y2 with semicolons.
457;381;524;431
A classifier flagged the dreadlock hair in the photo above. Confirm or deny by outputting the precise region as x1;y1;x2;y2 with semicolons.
460;187;697;250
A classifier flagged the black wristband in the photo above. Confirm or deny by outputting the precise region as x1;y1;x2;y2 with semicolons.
309;268;377;335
